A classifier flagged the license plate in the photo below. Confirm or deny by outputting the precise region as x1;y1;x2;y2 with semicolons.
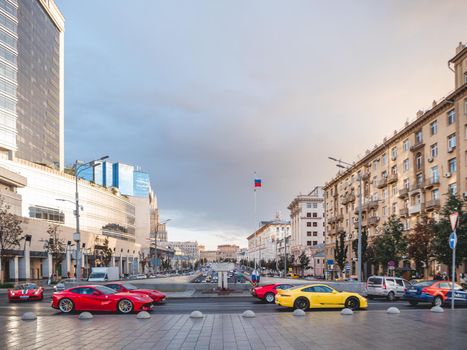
408;289;417;293
20;296;29;299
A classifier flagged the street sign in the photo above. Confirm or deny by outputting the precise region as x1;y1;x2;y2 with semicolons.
449;212;459;231
388;261;395;267
327;259;334;265
449;231;457;250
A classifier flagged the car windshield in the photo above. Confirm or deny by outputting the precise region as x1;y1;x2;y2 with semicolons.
90;273;106;278
123;283;137;290
14;284;37;290
414;281;436;288
94;286;117;295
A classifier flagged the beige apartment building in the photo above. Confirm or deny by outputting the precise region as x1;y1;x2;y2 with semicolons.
216;244;240;261
324;43;467;277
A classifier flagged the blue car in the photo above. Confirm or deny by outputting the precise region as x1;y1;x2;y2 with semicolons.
444;289;467;305
405;280;464;307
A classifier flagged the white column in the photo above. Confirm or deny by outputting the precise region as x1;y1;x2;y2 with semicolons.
223;271;228;289
14;256;19;281
218;271;223;289
126;256;130;276
66;247;71;277
111;255;116;267
119;254;123;277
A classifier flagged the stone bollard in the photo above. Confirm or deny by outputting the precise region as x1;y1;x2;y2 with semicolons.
293;309;306;316
386;307;400;314
136;311;151;319
340;308;354;315
430;306;444;313
21;312;37;321
78;312;93;320
190;311;204;318
242;310;255;318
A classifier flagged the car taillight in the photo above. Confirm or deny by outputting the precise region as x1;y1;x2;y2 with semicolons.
383;281;387;289
421;288;428;293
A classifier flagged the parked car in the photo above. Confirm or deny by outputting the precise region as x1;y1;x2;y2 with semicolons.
275;284;368;311
287;273;300;279
251;283;294;303
405;280;463;307
54;283;66;292
103;282;166;303
366;276;411;301
52;285;154;313
8;283;44;302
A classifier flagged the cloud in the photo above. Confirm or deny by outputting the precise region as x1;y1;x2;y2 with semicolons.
57;0;467;248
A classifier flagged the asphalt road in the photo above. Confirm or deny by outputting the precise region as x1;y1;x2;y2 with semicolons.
0;290;460;317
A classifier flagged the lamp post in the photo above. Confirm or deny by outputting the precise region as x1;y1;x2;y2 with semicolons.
58;155;108;282
328;156;363;283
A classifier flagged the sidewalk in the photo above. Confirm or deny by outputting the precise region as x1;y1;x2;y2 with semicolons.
1;308;465;349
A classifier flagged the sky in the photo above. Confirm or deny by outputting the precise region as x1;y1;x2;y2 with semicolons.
56;0;467;250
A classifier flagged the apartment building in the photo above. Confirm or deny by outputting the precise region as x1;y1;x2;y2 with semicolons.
287;186;325;259
216;244;239;261
324;42;467;276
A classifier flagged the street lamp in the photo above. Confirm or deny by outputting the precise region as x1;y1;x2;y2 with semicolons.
58;155;108;282
328;156;363;283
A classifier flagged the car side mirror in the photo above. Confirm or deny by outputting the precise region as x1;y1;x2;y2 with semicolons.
332;290;338;294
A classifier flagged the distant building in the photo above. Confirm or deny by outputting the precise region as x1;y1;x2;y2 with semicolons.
288;187;325;260
247;218;290;265
167;241;200;262
200;250;217;263
237;248;248;262
216;244;239;261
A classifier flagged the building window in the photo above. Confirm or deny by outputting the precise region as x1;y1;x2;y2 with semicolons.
306;212;311;218
403;178;409;189
464;99;467;115
416;153;423;170
313;231;318;236
403;139;410;152
312;212;317;218
29;206;65;223
391;165;397;175
307;231;312;237
313;203;317;209
392;184;397;196
313;241;318;245
312;222;318;227
415;130;423;144
307;241;312;246
448;158;457;173
416;173;423;186
403;159;409;172
306;203;312;208
430;121;438;135
447;133;456;151
307;222;311;227
431;166;439;182
430;143;438;158
392;203;396;214
448;109;456;125
432;189;439;200
448;183;457;195
391;147;397;160
382;153;387;165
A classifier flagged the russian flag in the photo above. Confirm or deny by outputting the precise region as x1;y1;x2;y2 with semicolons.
254;179;262;187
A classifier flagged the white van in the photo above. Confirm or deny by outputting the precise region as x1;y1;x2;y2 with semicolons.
366;276;412;301
88;267;120;282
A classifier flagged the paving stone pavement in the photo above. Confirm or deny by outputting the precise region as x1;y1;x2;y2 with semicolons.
0;309;466;350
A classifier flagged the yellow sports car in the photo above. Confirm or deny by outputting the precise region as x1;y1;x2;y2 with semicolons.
275;283;368;311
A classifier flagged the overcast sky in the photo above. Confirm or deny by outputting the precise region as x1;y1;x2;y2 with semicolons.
56;0;467;249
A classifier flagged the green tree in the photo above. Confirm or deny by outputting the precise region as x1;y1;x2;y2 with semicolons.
0;197;24;282
372;215;407;273
352;227;369;278
298;251;310;276
407;215;434;277
432;195;467;276
334;232;347;273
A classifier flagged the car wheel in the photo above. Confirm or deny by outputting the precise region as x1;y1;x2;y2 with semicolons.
265;293;275;304
345;297;360;311
432;296;443;307
294;297;309;311
386;292;395;302
409;300;418;306
117;299;134;314
58;298;74;313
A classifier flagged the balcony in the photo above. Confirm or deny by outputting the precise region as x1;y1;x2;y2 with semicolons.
342;193;355;205
410;142;425;152
409;203;425;215
399;207;409;217
398;187;409;198
425;199;441;211
368;216;380;226
328;217;336;224
376;178;388;189
335;214;344;222
387;173;398;184
424;177;440;189
410;182;424;192
367;200;379;210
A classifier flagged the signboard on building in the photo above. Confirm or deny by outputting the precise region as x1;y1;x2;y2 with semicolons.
133;171;150;197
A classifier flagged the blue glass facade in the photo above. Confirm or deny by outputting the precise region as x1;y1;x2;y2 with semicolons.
133;171;150;197
113;163;134;196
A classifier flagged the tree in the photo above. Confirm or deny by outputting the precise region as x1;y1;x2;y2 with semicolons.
334;232;347;273
0;197;24;282
372;215;407;273
407;215;434;277
44;224;66;278
298;251;310;276
432;195;467;276
352;227;369;279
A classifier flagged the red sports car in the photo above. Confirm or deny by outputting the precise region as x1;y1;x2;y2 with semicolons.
251;283;294;303
51;285;154;314
104;282;166;303
405;280;464;307
8;283;44;302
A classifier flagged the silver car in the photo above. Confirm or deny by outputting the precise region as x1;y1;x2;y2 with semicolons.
366;276;411;301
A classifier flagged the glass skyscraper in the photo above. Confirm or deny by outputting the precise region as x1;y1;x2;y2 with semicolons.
0;0;64;169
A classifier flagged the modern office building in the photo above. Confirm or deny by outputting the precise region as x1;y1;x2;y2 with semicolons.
0;0;64;169
287;186;325;260
323;43;467;277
